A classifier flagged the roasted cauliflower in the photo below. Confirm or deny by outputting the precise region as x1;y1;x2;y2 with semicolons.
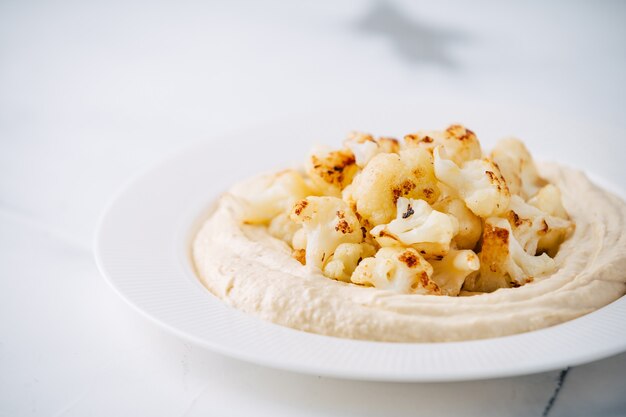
306;147;359;197
430;249;480;296
236;170;312;224
432;196;482;250
371;197;459;259
490;138;546;199
465;218;556;292
433;146;510;217
404;124;482;165
290;196;363;270
323;242;376;282
344;131;399;167
351;247;440;294
344;148;440;226
506;195;574;256
240;124;573;296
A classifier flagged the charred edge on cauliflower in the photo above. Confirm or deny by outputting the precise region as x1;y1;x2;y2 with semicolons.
483;224;509;273
485;170;508;194
293;200;308;216
293;249;306;265
509;276;534;288
311;150;356;187
446;124;476;141
335;210;354;234
403;134;434;144
377;229;396;240
411;272;440;293
402;204;415;219
378;137;400;151
391;179;416;204
398;251;419;267
347;132;375;143
508;211;527;227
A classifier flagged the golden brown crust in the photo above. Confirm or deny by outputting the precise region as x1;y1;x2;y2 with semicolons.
292;249;306;265
404;133;434;145
391;179;417;204
378;137;400;153
310;149;357;190
481;223;510;273
446;124;476;142
398;251;419;268
334;210;354;234
293;200;308;216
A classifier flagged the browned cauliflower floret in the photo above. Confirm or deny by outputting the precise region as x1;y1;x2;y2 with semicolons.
350;247;440;294
404;124;482;166
290;196;363;270
371;197;459;260
528;184;572;256
507;195;573;257
344;132;399;167
464;218;556;292
234;170;313;224
323;242;376;282
244;126;575;297
434;146;510;217
432;196;482;250
430;249;480;296
306;147;359;197
344;148;440;226
490;138;546;199
528;184;568;219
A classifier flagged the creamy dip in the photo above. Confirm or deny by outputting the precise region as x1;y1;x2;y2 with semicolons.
192;163;626;342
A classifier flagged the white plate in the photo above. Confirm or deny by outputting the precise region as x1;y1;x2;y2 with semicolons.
94;103;626;382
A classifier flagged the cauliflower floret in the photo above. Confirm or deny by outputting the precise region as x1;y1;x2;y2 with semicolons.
432;196;482;250
377;137;401;153
344;132;399;167
490;138;546;199
290;196;363;270
350;247;440;294
434;146;510;217
528;184;568;219
430;249;480;296
323;242;376;282
506;195;574;256
404;124;482;166
291;227;307;250
527;184;572;256
306;147;358;197
464;218;556;292
344;148;440;226
268;213;300;244
235;170;312;224
371;197;459;259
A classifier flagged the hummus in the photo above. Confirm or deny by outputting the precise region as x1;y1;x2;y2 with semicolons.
192;163;626;342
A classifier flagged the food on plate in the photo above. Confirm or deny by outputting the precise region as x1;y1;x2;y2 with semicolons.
192;125;626;342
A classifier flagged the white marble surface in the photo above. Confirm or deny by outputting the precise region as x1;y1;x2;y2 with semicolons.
1;1;625;416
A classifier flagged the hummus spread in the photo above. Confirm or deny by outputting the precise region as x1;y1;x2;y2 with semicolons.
192;128;626;342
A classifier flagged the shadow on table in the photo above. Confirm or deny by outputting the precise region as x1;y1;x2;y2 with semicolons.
355;0;471;68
